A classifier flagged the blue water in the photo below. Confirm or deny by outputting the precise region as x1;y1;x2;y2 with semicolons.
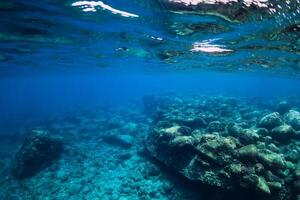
1;71;300;133
0;0;300;199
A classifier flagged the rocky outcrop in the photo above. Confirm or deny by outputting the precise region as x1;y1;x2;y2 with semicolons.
11;129;63;179
145;96;300;200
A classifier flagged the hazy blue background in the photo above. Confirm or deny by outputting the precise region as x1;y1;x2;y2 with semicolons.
1;68;300;134
0;0;299;134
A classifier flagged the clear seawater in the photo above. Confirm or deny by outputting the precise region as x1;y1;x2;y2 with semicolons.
0;0;299;199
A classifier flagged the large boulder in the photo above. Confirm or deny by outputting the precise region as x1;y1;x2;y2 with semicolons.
258;112;283;130
284;110;300;131
146;127;237;190
11;129;63;179
271;124;297;143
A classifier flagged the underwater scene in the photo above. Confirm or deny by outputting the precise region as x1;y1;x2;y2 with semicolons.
0;0;300;200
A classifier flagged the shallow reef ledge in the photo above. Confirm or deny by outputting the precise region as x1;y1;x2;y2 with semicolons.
145;96;300;200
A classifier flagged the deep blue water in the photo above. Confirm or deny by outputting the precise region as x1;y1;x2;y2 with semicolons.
0;0;300;199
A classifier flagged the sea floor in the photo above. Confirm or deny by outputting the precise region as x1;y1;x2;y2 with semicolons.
0;94;300;200
0;98;202;200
